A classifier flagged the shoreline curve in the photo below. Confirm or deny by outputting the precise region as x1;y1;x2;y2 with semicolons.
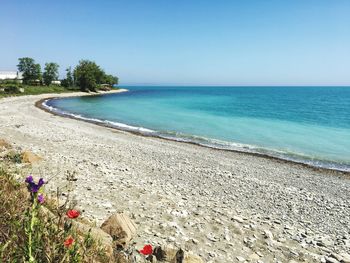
35;91;350;177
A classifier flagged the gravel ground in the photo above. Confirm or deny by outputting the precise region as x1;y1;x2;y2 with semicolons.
0;93;349;263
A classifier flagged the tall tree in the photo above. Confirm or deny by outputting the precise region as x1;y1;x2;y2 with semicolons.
66;67;74;86
43;62;59;86
34;64;42;85
73;60;103;91
17;57;42;84
61;67;74;88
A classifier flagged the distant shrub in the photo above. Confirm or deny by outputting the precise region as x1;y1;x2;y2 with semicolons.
61;79;69;88
27;80;42;86
3;85;21;94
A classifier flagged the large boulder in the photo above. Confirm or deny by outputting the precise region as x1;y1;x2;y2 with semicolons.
73;220;115;260
22;151;43;164
100;212;137;248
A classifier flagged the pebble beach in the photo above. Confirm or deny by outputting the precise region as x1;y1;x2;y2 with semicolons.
0;92;349;263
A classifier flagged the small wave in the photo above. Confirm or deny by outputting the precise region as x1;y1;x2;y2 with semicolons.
43;100;155;134
42;99;350;173
103;120;155;133
162;132;350;172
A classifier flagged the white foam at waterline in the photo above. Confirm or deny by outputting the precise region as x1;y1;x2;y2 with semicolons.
43;100;155;134
42;100;350;172
158;132;350;172
103;120;155;133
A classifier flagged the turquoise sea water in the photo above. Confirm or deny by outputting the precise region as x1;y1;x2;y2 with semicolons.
45;86;350;171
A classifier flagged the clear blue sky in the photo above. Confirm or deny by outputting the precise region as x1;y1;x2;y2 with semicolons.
1;0;349;85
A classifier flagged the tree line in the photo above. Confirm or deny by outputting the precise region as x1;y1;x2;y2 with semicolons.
17;57;119;91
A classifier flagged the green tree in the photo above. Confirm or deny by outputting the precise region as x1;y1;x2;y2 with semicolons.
73;60;104;91
102;74;118;86
61;67;74;88
66;67;74;86
17;57;42;84
43;62;59;86
34;64;42;85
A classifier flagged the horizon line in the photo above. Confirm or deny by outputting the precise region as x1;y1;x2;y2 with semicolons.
120;84;350;87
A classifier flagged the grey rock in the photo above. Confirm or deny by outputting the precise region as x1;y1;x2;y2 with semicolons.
236;256;246;262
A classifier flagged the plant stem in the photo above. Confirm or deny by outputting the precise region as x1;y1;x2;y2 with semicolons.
28;194;37;263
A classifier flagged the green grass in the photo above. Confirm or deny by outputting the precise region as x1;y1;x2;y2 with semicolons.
0;85;80;98
21;85;80;95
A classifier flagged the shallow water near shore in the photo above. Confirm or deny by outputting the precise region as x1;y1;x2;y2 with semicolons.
45;86;350;171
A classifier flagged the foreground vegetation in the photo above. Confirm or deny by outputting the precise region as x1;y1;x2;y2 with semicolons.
0;143;108;262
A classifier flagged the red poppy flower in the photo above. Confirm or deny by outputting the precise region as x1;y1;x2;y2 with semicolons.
64;237;74;248
66;209;80;219
140;244;153;255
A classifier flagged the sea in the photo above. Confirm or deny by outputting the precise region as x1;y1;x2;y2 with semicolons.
45;86;350;172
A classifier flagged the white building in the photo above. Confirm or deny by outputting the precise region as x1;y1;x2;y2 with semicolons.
0;71;23;80
51;80;61;85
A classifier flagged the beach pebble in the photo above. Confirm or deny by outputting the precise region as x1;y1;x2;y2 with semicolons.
236;256;246;262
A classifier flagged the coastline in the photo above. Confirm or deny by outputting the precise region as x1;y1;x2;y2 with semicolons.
37;92;349;176
1;92;350;262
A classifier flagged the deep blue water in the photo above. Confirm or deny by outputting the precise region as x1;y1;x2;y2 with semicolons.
45;86;350;171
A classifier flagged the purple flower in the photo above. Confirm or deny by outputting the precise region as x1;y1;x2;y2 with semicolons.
29;184;38;193
38;178;45;187
25;175;33;183
25;176;45;193
38;194;45;204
